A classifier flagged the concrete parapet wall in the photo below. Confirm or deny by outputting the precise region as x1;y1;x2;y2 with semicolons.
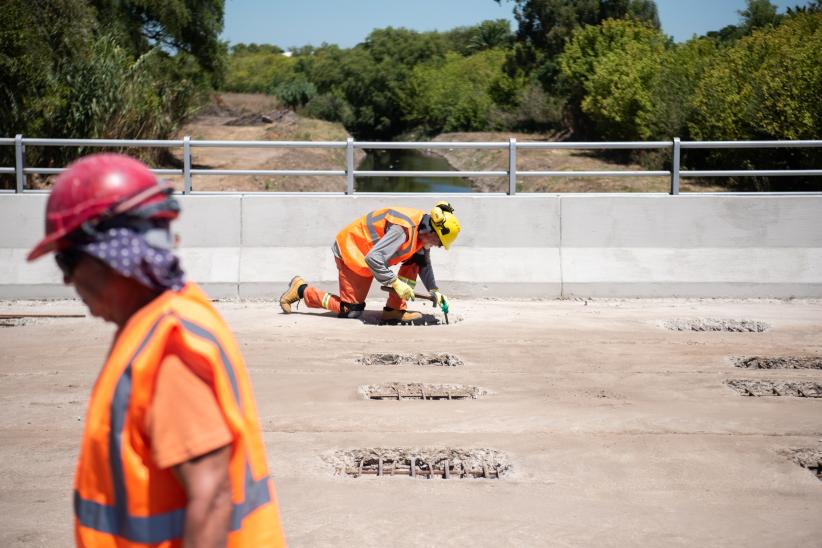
1;193;820;299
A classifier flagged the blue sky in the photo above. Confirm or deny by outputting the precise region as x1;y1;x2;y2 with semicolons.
222;0;802;49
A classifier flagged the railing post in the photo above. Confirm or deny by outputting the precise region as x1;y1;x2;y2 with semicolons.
14;134;24;193
508;137;517;195
183;136;192;194
670;137;681;195
345;137;354;195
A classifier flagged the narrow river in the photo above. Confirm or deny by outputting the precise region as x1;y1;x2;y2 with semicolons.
355;149;472;192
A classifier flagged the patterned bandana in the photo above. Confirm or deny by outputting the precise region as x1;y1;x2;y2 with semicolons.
79;227;185;292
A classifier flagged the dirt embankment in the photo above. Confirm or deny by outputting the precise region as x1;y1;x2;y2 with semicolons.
431;132;727;193
176;94;727;193
171;93;361;192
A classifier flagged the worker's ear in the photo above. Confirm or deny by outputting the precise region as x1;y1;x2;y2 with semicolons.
431;207;444;225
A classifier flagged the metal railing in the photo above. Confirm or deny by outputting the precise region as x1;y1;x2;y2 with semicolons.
2;135;821;195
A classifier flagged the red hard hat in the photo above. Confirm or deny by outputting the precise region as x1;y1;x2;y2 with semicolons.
27;153;177;261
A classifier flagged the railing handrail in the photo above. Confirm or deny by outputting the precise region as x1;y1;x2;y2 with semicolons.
2;135;820;196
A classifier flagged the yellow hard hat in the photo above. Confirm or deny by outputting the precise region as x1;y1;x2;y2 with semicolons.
430;201;460;250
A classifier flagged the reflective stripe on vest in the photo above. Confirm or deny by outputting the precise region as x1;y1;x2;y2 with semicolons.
336;207;424;278
74;313;270;543
365;208;418;260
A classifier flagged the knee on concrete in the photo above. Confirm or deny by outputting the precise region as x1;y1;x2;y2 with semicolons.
339;302;366;319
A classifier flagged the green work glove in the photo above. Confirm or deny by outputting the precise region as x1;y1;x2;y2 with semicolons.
390;278;415;301
430;289;449;313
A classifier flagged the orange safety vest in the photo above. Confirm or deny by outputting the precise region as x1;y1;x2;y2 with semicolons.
335;207;425;277
73;282;286;547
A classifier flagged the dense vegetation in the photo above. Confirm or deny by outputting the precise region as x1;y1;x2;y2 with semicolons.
0;0;225;173
222;0;821;190
3;0;820;190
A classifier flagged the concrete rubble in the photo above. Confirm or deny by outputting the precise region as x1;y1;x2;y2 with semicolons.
663;318;770;332
734;356;822;369
358;383;485;400
356;352;464;367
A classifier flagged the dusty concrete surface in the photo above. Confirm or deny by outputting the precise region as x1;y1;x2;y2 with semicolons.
1;297;821;547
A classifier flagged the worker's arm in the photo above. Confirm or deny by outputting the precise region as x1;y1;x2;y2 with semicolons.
174;445;233;548
147;355;235;548
417;248;438;292
364;224;407;285
411;249;447;307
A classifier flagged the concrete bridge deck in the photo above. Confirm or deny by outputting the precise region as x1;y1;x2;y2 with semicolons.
1;297;821;547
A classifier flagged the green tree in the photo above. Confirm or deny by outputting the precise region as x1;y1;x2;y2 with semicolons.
705;24;745;44
690;12;822;141
645;38;718;140
231;43;283;55
689;11;822;189
89;0;226;81
558;20;719;141
223;44;295;93
291;44;351;94
558;18;668;137
739;0;782;33
498;0;659;58
290;28;448;138
496;0;659;91
492;0;662;135
362;27;446;66
0;0;218;181
442;20;514;55
706;0;785;43
491;81;567;131
0;0;97;139
466;20;515;53
52;37;203;142
787;0;822;14
273;75;317;108
405;50;508;133
303;92;354;125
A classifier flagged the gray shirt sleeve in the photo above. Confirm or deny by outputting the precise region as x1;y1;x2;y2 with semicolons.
365;224;407;285
418;248;438;292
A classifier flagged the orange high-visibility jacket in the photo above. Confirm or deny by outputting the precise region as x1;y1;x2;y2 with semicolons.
73;283;286;547
335;207;425;277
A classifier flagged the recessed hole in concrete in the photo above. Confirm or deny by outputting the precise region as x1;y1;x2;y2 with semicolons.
785;448;822;482
360;383;484;400
0;318;31;328
0;314;84;328
327;448;509;479
664;319;769;332
356;353;463;367
726;379;822;398
733;356;822;370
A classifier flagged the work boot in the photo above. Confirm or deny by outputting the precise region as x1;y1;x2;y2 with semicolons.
380;307;422;323
279;276;305;313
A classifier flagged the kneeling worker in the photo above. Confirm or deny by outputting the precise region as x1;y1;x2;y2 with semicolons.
280;202;460;322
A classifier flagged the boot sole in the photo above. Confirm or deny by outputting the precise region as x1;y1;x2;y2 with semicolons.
279;276;305;314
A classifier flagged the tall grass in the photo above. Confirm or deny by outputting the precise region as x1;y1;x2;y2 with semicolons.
1;35;208;188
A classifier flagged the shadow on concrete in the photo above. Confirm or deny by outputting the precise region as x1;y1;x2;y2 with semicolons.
282;308;444;326
358;310;443;326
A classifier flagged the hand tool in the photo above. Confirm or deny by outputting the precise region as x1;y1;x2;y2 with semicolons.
380;286;449;324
